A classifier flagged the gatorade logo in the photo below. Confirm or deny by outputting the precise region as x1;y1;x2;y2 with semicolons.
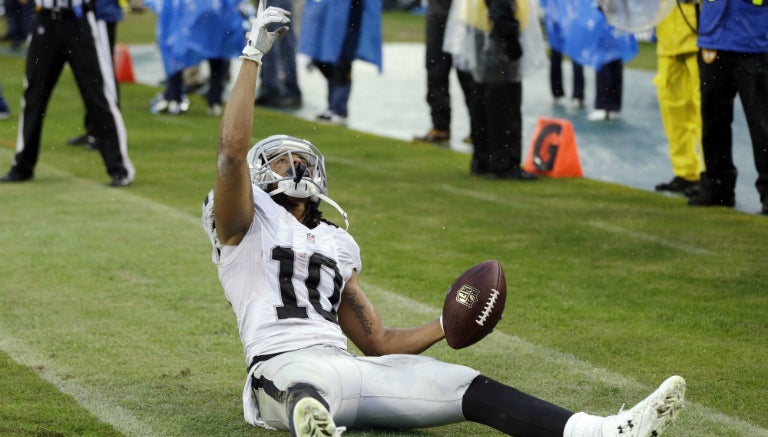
532;123;562;171
523;117;583;178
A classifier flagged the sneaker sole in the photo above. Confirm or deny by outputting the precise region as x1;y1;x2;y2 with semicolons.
293;397;341;437
649;375;687;435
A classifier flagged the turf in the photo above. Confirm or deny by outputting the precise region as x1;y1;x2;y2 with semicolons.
0;10;766;437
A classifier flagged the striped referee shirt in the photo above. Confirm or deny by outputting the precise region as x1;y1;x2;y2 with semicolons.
35;0;88;10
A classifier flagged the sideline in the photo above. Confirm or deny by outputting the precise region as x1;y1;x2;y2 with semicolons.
127;42;760;215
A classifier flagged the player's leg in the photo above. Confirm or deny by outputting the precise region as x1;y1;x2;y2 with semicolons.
462;375;572;436
286;384;343;437
464;375;685;437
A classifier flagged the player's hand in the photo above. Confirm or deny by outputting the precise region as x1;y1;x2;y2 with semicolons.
241;6;291;64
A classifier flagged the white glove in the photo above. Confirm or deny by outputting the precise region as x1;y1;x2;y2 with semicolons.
241;6;291;64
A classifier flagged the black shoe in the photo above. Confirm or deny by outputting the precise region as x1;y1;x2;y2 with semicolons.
488;166;540;180
0;169;33;183
275;95;302;109
255;95;278;106
67;134;93;145
762;199;768;215
413;129;450;144
110;174;133;187
655;176;698;193
687;190;735;207
67;134;99;150
683;183;700;198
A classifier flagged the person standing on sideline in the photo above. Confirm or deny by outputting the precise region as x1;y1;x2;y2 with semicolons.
587;58;623;121
255;0;303;109
0;0;135;186
67;0;124;149
299;0;382;126
549;48;584;108
653;1;703;194
2;0;34;50
687;0;768;215
203;6;686;436
540;0;585;108
413;0;474;145
146;0;244;115
584;5;636;122
456;0;539;179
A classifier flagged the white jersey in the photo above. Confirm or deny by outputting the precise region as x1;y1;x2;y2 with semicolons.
203;187;361;366
204;188;479;430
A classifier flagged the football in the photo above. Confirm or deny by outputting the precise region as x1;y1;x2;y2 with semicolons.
442;260;507;349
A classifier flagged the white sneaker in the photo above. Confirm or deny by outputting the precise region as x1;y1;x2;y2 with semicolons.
291;397;345;437
602;375;686;437
167;100;181;115
206;103;223;116
315;110;347;126
587;109;620;121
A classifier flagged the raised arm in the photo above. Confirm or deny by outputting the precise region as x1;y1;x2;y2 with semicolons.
214;7;290;246
338;271;445;356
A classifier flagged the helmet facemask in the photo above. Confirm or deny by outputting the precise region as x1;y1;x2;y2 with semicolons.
247;135;348;228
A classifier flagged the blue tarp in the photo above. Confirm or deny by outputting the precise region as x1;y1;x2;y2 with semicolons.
146;0;246;76
540;0;637;70
298;0;383;71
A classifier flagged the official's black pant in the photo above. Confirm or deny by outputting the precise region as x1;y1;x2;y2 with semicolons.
425;0;474;132
699;50;768;201
13;10;133;181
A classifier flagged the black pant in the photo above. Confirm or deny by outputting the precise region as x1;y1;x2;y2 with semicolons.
594;59;622;112
84;19;119;135
425;0;474;132
699;50;768;200
550;49;584;100
469;80;523;174
13;11;132;180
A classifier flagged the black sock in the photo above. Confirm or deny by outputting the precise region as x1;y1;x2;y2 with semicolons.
462;375;574;436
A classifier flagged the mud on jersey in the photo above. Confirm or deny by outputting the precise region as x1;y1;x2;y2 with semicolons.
202;188;362;365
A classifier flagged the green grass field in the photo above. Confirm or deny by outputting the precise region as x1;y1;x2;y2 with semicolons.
0;9;766;437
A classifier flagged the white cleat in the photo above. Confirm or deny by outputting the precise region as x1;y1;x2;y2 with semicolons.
291;397;345;437
602;375;686;437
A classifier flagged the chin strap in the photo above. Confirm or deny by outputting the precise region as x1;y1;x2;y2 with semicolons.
267;185;349;230
315;193;349;230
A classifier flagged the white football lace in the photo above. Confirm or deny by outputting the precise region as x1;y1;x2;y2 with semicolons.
475;288;500;326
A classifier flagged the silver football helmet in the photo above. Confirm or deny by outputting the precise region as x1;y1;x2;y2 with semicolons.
247;135;348;228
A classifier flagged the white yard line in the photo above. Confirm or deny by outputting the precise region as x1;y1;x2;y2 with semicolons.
439;183;713;256
0;333;158;437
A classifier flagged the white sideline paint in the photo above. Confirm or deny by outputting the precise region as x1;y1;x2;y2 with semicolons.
0;175;763;436
587;221;713;256
0;333;158;437
439;184;713;256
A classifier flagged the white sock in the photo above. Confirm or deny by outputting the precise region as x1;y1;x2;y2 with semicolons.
563;412;604;437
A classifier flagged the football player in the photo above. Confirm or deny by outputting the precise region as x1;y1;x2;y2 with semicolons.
201;6;686;437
